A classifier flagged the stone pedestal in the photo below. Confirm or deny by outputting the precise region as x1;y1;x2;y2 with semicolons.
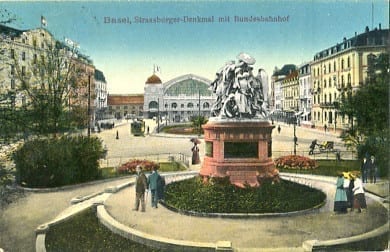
199;119;279;187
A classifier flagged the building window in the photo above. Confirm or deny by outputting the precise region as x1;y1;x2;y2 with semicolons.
203;102;210;109
187;103;193;108
33;54;37;64
171;102;177;109
341;59;344;70
11;79;15;89
22;66;26;76
328;63;331;73
324;79;326;88
149;101;158;109
10;49;15;59
10;65;15;75
328;77;332;87
124;106;128;109
180;104;184;108
22;52;26;61
334;61;336;72
347;57;350;68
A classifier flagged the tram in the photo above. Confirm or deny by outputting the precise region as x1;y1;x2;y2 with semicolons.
130;119;145;136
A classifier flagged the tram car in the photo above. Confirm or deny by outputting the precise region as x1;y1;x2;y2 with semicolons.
130;119;145;136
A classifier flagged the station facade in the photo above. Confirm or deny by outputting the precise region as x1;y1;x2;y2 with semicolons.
143;73;215;122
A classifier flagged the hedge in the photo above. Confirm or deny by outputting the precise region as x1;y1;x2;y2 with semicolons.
13;136;105;188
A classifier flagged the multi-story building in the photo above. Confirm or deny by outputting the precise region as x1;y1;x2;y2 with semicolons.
270;64;297;120
311;25;389;131
0;24;96;128
107;94;144;119
298;63;312;124
282;70;299;121
143;73;215;122
94;69;108;121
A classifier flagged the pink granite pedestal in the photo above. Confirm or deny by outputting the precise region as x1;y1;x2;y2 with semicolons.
199;120;280;187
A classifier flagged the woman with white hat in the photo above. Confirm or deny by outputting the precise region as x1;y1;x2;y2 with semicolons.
352;173;367;213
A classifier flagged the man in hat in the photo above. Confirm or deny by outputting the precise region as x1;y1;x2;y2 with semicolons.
368;155;378;183
133;165;148;212
147;166;162;208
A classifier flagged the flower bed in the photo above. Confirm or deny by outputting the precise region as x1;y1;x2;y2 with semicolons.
274;155;318;170
117;159;159;174
164;176;325;213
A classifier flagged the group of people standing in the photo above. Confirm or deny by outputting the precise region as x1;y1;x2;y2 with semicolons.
361;155;378;184
334;172;367;214
133;165;166;212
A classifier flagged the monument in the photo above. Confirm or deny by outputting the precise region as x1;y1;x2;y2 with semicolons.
199;53;280;187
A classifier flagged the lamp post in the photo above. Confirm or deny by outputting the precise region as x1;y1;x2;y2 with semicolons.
198;89;201;136
157;97;160;133
87;74;91;137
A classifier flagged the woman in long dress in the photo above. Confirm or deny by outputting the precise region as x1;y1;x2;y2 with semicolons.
334;173;348;213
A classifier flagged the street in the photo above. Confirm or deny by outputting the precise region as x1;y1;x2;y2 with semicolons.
97;119;348;168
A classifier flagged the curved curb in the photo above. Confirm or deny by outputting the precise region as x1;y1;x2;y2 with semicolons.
302;221;389;251
35;171;388;252
96;204;225;252
159;196;326;219
19;175;134;193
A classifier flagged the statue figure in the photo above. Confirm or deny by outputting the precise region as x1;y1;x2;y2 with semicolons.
209;53;269;119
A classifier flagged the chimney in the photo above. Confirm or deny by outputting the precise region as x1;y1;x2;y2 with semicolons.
379;23;381;30
365;26;369;33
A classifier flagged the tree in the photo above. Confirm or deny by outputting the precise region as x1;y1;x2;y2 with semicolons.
9;31;92;136
339;53;389;176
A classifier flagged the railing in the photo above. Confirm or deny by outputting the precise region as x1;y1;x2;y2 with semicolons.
99;152;190;168
272;150;357;160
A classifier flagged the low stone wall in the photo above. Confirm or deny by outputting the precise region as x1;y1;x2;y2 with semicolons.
35;171;388;252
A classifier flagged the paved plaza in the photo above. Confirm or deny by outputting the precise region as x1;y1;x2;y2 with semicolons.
0;121;388;251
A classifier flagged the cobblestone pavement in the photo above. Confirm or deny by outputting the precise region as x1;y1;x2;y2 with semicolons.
0;120;386;251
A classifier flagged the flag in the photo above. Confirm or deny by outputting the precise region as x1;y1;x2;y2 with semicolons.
41;16;47;27
154;64;161;74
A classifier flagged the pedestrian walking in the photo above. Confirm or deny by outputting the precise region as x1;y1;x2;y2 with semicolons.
361;157;369;183
324;124;327;133
147;166;161;208
309;139;317;155
351;174;367;213
192;143;200;164
368;155;378;183
334;173;348;213
277;125;281;134
132;165;148;212
157;175;166;201
343;172;354;210
147;126;150;135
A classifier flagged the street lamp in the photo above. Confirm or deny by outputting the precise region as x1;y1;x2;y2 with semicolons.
293;115;298;155
157;97;160;133
87;74;91;137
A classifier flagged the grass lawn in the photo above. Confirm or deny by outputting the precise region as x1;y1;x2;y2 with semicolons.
279;159;361;176
100;161;186;179
45;208;159;251
161;124;198;135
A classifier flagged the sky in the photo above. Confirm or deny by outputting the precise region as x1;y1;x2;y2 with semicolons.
1;0;389;94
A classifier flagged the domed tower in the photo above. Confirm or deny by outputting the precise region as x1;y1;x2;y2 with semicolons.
143;73;163;119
